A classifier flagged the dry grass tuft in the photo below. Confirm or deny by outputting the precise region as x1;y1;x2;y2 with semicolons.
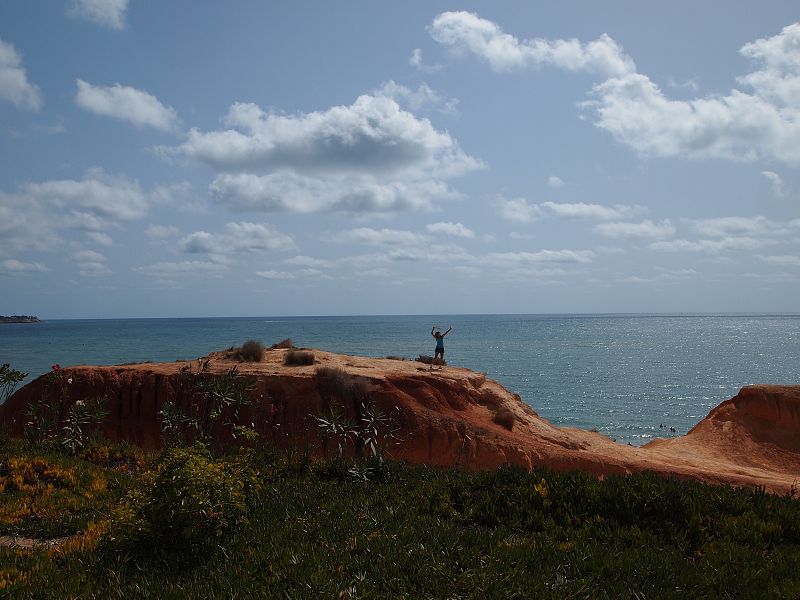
233;340;264;362
270;338;295;350
416;355;446;366
492;407;515;431
283;349;315;366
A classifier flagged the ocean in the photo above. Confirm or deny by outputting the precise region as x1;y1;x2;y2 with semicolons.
1;314;798;446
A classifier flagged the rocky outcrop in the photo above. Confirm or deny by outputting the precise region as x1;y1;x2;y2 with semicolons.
1;349;798;494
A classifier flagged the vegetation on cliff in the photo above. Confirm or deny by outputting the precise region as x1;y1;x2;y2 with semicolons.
2;359;800;597
2;440;800;596
0;316;40;324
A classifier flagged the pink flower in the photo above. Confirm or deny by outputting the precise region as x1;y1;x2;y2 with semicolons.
52;364;61;371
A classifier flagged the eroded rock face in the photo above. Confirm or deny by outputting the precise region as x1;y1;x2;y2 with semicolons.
1;349;798;494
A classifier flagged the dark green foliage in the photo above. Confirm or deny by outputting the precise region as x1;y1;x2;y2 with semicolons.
4;455;800;598
0;363;27;404
109;444;261;558
283;349;315;365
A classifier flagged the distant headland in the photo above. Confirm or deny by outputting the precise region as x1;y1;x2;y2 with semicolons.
0;315;41;323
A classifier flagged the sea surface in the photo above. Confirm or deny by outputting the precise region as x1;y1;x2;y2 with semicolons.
1;314;799;446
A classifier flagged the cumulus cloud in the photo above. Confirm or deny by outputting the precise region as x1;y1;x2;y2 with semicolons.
429;11;635;77
410;48;441;72
484;249;595;265
0;38;42;110
327;227;426;246
547;175;564;188
761;171;785;197
210;172;459;215
86;231;113;246
134;260;227;279
760;254;800;266
649;237;766;253
374;81;458;115
168;94;483;215
426;221;475;238
76;79;179;131
145;224;179;239
22;169;148;230
688;216;778;238
583;23;800;165
593;219;675;240
497;197;643;223
178;222;295;255
255;268;328;281
68;0;128;29
0;259;47;274
432;14;800;166
72;249;111;277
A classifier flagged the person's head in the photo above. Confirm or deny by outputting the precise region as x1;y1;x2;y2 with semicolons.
434;329;442;338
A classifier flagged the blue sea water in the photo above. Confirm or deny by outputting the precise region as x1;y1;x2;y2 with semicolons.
1;314;799;446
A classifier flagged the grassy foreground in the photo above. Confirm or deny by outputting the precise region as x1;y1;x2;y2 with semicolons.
1;438;800;599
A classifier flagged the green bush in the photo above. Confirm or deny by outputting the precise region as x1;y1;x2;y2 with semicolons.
114;444;261;556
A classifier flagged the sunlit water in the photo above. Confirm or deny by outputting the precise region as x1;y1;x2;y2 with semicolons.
1;314;798;445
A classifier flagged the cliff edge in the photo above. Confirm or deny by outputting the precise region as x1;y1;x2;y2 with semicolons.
1;349;798;494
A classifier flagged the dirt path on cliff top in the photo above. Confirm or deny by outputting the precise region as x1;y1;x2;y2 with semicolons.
26;349;800;495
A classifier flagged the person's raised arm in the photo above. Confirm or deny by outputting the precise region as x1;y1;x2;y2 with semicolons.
431;326;436;337
443;326;453;337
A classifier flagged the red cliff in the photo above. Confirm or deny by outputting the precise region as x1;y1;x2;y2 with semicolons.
1;349;798;494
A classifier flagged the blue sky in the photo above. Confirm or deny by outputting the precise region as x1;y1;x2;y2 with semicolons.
1;1;798;318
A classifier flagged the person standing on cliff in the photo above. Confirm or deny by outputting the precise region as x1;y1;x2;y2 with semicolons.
431;325;452;367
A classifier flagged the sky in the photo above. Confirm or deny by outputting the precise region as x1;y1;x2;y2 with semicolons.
0;1;798;318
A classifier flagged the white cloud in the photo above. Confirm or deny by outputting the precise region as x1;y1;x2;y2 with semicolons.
285;255;335;269
594;219;675;240
75;79;179;131
649;237;766;253
72;249;111;277
169;94;483;215
145;224;179;239
68;0;128;29
22;169;148;229
688;216;777;238
255;268;328;281
429;11;635;77
426;221;475;238
410;48;441;72
210;172;459;215
761;171;785;197
540;201;644;220
0;259;47;274
497;197;643;223
178;222;295;255
484;249;595;265
327;227;425;246
86;231;113;246
760;254;800;266
496;197;542;223
134;260;227;279
583;23;800;165
0;38;42;111
547;175;564;188
374;81;458;115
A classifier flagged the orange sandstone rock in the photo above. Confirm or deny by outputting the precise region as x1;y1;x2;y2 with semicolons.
1;349;798;494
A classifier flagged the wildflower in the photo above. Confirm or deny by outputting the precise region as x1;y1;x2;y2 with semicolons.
67;378;73;385
52;364;61;371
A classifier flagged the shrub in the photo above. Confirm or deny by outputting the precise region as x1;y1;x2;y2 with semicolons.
270;338;295;350
0;363;28;404
114;444;261;555
493;406;515;431
284;349;315;366
234;340;264;362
